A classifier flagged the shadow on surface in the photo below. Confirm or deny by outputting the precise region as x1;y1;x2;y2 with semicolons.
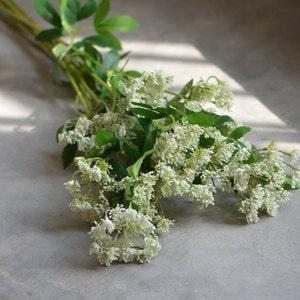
163;193;247;227
112;0;300;132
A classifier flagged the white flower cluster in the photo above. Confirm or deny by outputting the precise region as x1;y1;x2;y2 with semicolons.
58;112;133;152
152;122;299;222
90;206;160;266
65;156;173;265
125;70;173;108
65;157;120;222
153;122;216;208
61;70;300;265
187;77;233;112
214;141;296;223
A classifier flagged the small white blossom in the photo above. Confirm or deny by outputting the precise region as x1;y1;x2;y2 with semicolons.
289;150;300;163
126;70;173;108
89;206;160;266
189;77;233;112
187;184;216;208
291;170;300;189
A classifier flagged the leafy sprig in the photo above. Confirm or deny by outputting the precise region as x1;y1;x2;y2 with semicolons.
1;0;299;266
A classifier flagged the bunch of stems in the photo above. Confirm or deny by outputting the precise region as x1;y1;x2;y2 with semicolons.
0;0;105;116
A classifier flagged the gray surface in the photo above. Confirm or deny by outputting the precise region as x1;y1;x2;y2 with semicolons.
1;1;300;299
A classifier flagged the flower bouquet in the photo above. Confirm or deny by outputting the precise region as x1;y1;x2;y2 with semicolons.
1;0;299;266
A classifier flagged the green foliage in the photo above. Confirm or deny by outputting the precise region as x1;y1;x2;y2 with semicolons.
34;0;62;27
93;0;110;25
127;149;154;179
52;43;69;59
283;174;300;190
95;130;114;146
131;102;173;120
95;15;139;33
227;126;252;141
77;0;97;20
34;0;139;116
62;143;77;169
36;28;64;42
108;158;128;180
22;0;300;265
187;110;220;127
35;0;138;47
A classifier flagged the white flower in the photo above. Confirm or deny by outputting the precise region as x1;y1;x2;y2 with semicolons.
132;172;157;206
155;217;174;232
291;170;300;189
233;165;251;191
289;150;300;163
64;179;81;197
152;122;203;168
137;236;161;263
239;198;260;223
186;148;213;171
88;206;161;266
126;70;173;108
188;77;233;112
213;143;237;163
187;184;215;208
155;163;190;198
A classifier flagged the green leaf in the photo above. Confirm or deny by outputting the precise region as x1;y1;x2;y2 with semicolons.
96;15;139;32
155;106;174;117
99;147;114;159
127;149;154;179
132;118;152;134
60;0;75;32
168;79;193;107
214;115;235;127
111;136;121;152
56;126;64;143
52;43;69;59
78;0;97;20
62;143;77;169
95;130;114;146
187;110;220;127
117;81;127;95
94;0;110;26
120;51;130;60
215;115;235;136
130;102;170;119
84;43;102;61
108;158;128;180
123;143;140;162
227;126;252;140
83;35;116;48
199;135;215;148
243;145;262;164
103;49;120;69
34;0;61;27
84;149;102;159
83;43;104;84
96;30;122;50
283;174;300;190
36;28;64;42
110;73;123;90
143;130;157;152
131;202;140;212
125;70;142;78
63;0;81;26
124;178;133;200
109;73;126;94
131;107;163;119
